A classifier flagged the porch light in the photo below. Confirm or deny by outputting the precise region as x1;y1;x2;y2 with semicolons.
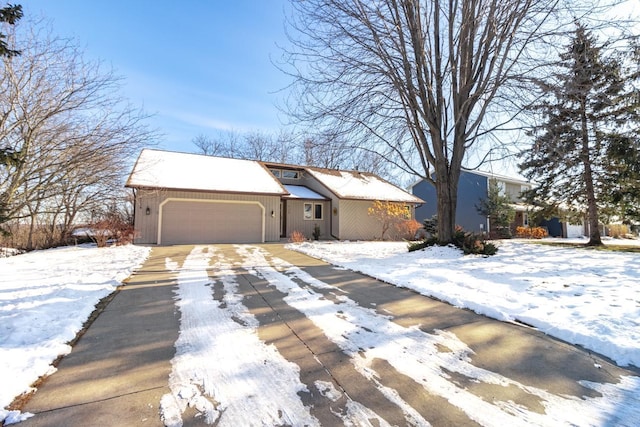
271;210;275;217
145;206;151;215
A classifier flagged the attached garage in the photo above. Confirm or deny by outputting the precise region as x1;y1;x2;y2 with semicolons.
159;199;264;245
127;149;423;244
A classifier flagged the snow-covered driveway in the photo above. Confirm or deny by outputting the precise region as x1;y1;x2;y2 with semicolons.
160;244;640;427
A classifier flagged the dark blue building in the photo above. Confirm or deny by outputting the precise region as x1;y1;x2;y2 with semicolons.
411;170;490;233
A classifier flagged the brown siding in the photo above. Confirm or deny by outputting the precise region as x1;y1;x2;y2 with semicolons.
133;189;281;244
338;200;378;240
338;200;417;240
285;200;329;240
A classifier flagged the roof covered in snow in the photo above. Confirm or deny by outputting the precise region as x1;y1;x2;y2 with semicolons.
283;185;327;200
306;168;423;203
126;149;287;195
127;149;422;203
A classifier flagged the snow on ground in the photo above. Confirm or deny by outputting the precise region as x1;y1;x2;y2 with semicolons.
287;238;640;368
159;244;640;426
0;244;150;425
3;239;640;426
160;246;318;427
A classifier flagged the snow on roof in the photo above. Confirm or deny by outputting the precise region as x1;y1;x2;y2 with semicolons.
306;168;423;203
283;185;327;200
126;149;287;195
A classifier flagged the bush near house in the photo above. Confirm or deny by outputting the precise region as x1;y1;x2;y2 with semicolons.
397;219;423;240
289;230;306;243
368;200;411;240
606;224;629;238
515;226;548;239
409;223;498;256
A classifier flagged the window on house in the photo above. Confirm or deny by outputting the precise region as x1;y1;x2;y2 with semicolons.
304;203;323;220
270;169;281;178
282;170;299;179
403;205;411;219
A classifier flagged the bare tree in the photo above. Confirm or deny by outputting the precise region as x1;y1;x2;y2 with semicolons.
193;129;301;164
282;0;589;242
0;20;155;249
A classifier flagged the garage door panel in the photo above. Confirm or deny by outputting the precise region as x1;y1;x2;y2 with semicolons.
161;201;263;244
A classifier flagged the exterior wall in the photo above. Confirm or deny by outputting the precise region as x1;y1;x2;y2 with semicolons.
336;200;416;240
298;177;342;239
413;171;489;233
284;199;330;240
502;181;528;203
133;189;281;244
338;200;379;240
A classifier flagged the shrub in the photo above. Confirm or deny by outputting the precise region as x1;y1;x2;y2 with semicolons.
289;230;306;243
423;215;438;237
607;224;629;238
89;216;135;247
368;200;410;240
396;219;423;240
408;225;498;256
515;226;548;239
312;223;321;240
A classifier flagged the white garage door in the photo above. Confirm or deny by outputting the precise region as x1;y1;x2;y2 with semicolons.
160;200;263;244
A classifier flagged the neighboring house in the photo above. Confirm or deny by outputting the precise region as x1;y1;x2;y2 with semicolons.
411;169;534;235
126;149;423;245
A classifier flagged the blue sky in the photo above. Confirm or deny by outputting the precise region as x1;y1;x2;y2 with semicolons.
23;0;292;153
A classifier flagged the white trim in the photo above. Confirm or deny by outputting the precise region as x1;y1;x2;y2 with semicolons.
158;198;266;244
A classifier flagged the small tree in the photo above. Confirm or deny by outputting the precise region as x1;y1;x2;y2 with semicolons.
367;200;409;240
476;180;515;238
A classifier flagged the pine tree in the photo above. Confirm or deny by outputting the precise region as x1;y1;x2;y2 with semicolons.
520;23;629;246
0;4;22;235
476;180;516;238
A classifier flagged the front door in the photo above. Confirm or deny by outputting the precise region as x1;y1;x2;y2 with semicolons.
280;200;287;238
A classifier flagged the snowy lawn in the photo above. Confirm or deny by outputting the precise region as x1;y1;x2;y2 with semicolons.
0;244;150;425
161;244;640;426
287;238;640;369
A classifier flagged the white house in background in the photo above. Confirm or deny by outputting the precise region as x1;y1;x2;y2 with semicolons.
126;149;423;245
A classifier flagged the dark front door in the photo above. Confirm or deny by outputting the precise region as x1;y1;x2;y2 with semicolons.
280;200;287;238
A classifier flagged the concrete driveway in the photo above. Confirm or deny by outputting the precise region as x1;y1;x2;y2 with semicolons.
19;244;640;426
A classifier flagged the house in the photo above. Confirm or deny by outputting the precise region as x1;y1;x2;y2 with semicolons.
126;149;423;245
411;169;534;235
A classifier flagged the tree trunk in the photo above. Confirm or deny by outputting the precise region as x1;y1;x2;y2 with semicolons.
580;106;602;246
434;164;459;243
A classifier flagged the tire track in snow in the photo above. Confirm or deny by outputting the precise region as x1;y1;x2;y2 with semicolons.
237;245;640;427
159;246;319;427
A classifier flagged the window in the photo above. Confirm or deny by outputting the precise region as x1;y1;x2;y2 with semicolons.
403;205;411;219
270;169;281;178
304;203;323;220
282;170;299;179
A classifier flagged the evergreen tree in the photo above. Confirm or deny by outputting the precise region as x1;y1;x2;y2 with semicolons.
0;4;21;235
520;23;631;246
476;180;515;238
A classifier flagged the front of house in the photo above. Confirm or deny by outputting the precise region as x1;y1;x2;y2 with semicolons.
126;149;423;245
